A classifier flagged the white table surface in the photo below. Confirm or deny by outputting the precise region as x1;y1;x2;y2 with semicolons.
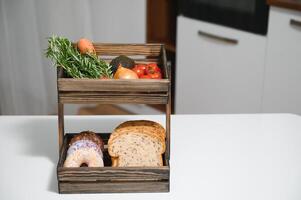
0;114;301;200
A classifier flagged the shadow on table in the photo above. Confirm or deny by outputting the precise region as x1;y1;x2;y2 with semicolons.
12;116;128;193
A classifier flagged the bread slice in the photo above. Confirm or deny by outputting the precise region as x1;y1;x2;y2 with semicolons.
109;132;164;167
108;120;166;167
110;120;166;143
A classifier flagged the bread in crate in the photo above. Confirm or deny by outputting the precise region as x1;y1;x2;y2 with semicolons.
54;42;171;193
108;120;166;167
63;131;105;167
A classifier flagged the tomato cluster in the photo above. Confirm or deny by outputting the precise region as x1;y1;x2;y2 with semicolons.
132;63;162;79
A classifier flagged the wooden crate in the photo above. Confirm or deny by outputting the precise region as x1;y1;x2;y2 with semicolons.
56;43;171;193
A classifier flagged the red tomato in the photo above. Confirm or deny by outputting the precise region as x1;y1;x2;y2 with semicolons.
146;64;161;74
135;63;162;79
136;64;147;71
148;63;158;68
132;66;145;77
150;72;162;79
140;74;152;79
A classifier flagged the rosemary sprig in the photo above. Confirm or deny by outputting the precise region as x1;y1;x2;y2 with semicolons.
45;36;112;78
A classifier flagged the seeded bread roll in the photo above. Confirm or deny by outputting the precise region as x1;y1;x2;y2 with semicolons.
108;120;166;167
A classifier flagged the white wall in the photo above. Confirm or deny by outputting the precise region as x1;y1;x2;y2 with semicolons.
0;0;146;115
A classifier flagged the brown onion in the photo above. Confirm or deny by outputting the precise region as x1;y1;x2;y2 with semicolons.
114;65;138;79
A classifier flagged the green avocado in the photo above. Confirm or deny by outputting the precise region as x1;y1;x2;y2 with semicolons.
110;55;135;74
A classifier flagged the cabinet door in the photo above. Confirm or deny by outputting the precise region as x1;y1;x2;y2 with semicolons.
262;7;301;114
175;16;266;114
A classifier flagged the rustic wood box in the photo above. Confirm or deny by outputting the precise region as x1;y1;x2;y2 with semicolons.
56;43;171;193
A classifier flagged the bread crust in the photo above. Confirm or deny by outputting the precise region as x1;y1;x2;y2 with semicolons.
108;120;166;167
110;120;166;142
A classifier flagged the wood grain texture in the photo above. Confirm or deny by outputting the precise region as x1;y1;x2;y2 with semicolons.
56;43;171;193
103;58;160;64
268;0;301;12
59;181;169;193
58;103;64;151
58;167;169;182
93;43;162;56
161;46;169;82
57;133;69;168
165;62;171;160
59;91;168;97
59;95;168;104
59;91;168;104
58;79;169;92
57;133;170;193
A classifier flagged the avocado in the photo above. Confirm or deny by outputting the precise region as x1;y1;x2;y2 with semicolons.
110;55;135;74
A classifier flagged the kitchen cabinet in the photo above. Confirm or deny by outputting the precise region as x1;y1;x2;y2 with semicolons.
262;7;301;114
176;16;267;114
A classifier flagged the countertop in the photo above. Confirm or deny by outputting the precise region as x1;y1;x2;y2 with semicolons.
1;114;301;200
268;0;301;12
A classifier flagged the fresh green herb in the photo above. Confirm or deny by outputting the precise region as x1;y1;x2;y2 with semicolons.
45;36;112;78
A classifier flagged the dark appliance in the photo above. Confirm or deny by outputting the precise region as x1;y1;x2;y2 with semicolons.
178;0;269;35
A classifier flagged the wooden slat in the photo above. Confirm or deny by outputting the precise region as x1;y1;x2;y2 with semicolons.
59;96;168;104
102;58;160;64
58;166;169;182
59;181;169;193
59;92;168;104
57;133;69;167
60;91;168;97
58;79;169;92
165;62;171;160
58;104;64;151
93;43;162;56
57;68;64;151
161;46;169;80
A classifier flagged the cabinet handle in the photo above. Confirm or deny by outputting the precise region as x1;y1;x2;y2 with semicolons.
290;19;301;28
197;30;238;45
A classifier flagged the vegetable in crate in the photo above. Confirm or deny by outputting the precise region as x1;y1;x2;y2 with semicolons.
45;36;112;79
132;64;146;77
133;63;162;79
110;55;135;74
114;65;139;79
77;38;96;54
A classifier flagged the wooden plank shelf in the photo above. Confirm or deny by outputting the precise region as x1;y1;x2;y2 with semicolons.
57;133;170;193
57;78;169;92
59;96;168;104
56;43;171;194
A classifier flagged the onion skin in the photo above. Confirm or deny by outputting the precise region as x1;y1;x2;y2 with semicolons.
114;66;139;79
77;38;96;54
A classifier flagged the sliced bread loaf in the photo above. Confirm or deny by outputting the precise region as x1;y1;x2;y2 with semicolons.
108;120;166;167
110;120;166;143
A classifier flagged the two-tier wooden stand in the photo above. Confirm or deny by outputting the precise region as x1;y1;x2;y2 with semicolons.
56;44;171;193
